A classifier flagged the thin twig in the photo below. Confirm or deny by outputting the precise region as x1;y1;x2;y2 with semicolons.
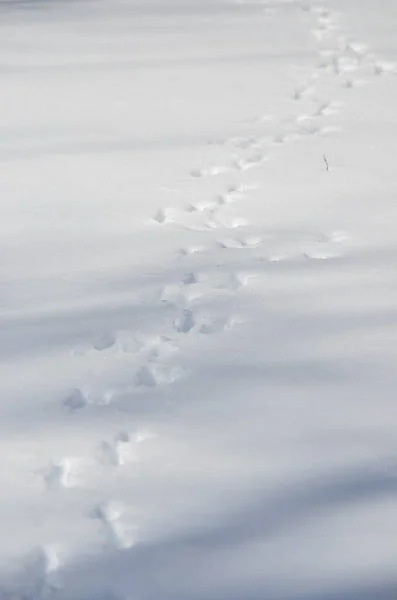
323;154;329;171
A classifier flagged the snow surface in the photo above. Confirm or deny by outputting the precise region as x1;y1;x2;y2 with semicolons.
1;0;397;598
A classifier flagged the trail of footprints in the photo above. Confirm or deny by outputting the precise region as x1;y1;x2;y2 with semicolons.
19;3;396;595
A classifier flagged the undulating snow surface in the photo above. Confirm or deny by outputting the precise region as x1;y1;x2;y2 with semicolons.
1;0;397;598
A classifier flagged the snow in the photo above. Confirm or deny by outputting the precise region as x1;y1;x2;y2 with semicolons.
1;0;397;598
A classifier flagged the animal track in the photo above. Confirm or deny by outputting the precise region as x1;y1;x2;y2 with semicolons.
135;363;184;387
63;388;88;411
243;113;275;125
233;154;267;171
317;14;337;28
190;153;266;178
63;387;114;410
8;545;62;600
227;136;265;150
139;335;176;360
161;272;207;306
190;165;231;178
191;185;249;212
297;123;341;137
45;459;73;490
36;545;61;597
178;245;204;256
94;502;136;550
216;184;258;205
100;430;155;467
152;207;183;225
198;314;237;335
320;230;349;243
268;247;340;263
174;308;196;333
343;77;368;89
92;331;117;351
205;215;248;230
152;208;169;224
173;307;236;335
315;101;343;117
303;250;340;260
311;27;334;42
230;272;253;289
182;271;199;285
91;331;139;354
292;85;315;101
271;132;296;145
161;282;190;306
346;42;369;57
373;61;397;76
218;235;262;249
333;55;361;75
186;201;216;213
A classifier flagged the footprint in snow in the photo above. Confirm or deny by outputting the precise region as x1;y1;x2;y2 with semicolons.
182;271;199;285
346;42;370;57
343;77;369;89
91;329;172;358
317;13;338;28
303;250;341;260
63;387;114;411
44;459;73;490
218;235;262;249
199;315;238;335
161;286;192;308
152;207;183;225
91;331;138;354
311;27;334;42
93;502;137;550
174;308;237;335
178;245;204;257
92;331;117;351
373;61;397;76
186;184;254;213
334;56;361;75
205;215;248;231
309;6;332;17
8;545;62;600
100;430;155;467
161;273;204;307
292;85;315;101
315;101;343;117
190;155;266;178
63;388;89;411
142;335;177;360
319;230;349;243
152;208;169;224
186;214;248;232
268;250;339;262
186;199;219;213
316;53;358;76
297;123;341;138
271;132;296;145
135;363;185;388
174;308;196;333
228;272;253;290
190;165;231;178
319;48;337;59
227;136;265;150
36;545;61;597
242;113;275;125
200;270;252;292
233;154;267;171
215;183;258;206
